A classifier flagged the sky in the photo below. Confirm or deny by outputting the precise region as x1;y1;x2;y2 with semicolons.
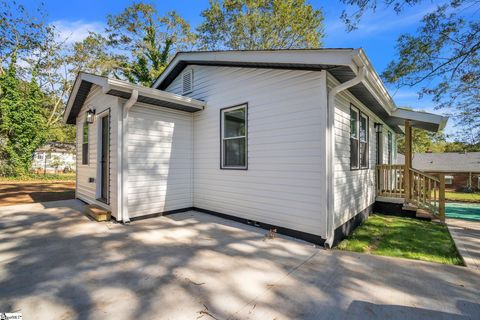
22;0;457;135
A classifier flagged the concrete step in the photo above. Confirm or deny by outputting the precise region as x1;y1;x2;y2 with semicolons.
402;203;418;212
416;208;433;221
84;204;111;222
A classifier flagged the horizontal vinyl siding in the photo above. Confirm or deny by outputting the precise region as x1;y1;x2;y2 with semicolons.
75;87;119;214
167;65;327;237
328;73;396;229
127;103;193;217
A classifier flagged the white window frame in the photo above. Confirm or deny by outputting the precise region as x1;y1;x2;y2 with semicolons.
387;131;393;165
82;121;89;165
221;104;248;170
350;105;369;170
359;112;369;169
445;175;454;185
350;106;360;170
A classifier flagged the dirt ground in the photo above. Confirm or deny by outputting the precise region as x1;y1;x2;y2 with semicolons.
0;181;75;207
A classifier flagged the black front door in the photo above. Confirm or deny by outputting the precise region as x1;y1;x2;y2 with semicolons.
100;115;109;202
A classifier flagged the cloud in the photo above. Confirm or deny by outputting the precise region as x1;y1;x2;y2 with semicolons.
51;20;105;44
324;4;434;42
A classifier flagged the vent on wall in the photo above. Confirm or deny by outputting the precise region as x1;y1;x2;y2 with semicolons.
182;69;193;94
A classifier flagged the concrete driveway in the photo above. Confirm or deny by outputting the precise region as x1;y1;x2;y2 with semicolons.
0;200;479;320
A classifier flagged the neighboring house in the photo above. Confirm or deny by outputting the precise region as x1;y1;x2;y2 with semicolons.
397;152;480;191
32;142;76;174
64;49;446;247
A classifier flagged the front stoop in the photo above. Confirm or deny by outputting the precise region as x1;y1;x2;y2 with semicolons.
415;208;434;221
84;204;111;222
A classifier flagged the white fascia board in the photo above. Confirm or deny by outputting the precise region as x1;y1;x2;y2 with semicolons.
63;74;82;123
63;72;109;123
353;49;397;114
107;78;206;109
152;49;357;88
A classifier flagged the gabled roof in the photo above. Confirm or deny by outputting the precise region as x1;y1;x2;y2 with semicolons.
152;49;447;133
396;152;480;173
64;72;206;124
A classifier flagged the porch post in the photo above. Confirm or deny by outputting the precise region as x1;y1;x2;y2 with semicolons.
404;120;412;201
439;174;446;222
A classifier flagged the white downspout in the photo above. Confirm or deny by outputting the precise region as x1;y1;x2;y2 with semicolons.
120;89;138;223
325;65;367;248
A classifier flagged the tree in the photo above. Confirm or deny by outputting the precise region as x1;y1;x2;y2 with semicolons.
444;141;480;152
0;57;48;176
0;0;48;75
105;3;196;86
197;0;324;50
340;0;480;144
396;128;446;154
69;32;126;78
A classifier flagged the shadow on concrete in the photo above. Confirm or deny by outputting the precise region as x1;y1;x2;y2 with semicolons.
0;200;479;320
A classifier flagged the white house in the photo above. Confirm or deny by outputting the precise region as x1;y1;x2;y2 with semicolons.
64;49;447;247
32;142;76;174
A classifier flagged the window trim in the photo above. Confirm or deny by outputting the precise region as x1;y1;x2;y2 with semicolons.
220;103;248;170
387;131;393;165
359;112;369;169
350;104;369;170
350;105;360;170
445;175;454;185
82;121;89;165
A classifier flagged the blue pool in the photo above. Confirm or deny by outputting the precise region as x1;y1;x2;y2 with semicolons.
445;202;480;221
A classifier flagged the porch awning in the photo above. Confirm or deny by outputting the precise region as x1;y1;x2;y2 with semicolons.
387;108;448;132
64;72;206;124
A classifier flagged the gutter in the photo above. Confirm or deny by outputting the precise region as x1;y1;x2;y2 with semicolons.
120;89;139;223
324;65;367;248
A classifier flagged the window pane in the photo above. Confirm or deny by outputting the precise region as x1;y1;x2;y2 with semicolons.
350;138;359;169
360;141;368;168
224;138;245;167
82;143;88;165
83;123;89;142
350;109;358;138
359;115;367;142
224;108;245;138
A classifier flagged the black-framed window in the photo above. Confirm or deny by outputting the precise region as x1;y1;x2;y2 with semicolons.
387;131;393;165
82;122;89;165
350;105;369;169
221;104;247;169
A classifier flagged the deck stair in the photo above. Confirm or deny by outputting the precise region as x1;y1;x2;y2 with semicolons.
376;164;445;221
84;204;111;222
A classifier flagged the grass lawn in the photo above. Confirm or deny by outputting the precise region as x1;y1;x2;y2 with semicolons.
445;191;480;203
337;214;463;265
0;173;75;183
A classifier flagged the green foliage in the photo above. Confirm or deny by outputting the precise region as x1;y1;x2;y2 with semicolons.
197;0;324;50
0;57;48;176
106;5;195;86
0;172;76;182
71;3;195;86
444;141;480;153
445;192;480;203
0;0;48;72
341;0;480;143
396;127;446;154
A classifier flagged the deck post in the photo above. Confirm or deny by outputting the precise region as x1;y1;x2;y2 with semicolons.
439;173;446;222
404;120;412;201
